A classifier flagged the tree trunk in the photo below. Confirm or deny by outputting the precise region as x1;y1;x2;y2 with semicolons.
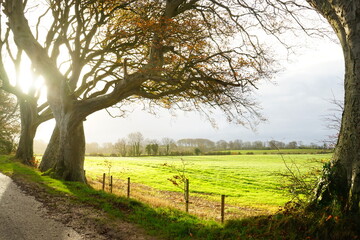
308;0;360;213
52;114;86;183
15;99;38;165
39;126;59;172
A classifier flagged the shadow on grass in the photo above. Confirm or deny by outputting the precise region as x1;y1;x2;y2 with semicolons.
0;155;359;240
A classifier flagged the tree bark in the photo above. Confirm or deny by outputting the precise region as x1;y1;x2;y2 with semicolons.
307;0;360;213
15;100;38;165
39;126;59;172
55;123;86;183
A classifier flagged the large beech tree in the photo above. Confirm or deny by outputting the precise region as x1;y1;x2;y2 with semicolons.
0;24;53;165
3;0;276;182
305;0;360;214
0;47;52;165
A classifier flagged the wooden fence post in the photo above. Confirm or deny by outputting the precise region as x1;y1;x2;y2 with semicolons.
221;195;225;223
110;176;113;193
127;177;130;198
102;173;106;191
185;179;189;213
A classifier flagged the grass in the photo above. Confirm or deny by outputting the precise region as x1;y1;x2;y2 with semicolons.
84;154;331;217
1;154;359;239
0;155;219;239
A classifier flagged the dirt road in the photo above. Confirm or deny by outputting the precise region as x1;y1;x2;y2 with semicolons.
0;172;83;240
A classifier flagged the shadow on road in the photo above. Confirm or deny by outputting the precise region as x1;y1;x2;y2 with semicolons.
0;172;82;240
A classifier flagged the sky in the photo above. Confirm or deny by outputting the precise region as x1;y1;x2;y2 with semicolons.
35;36;344;145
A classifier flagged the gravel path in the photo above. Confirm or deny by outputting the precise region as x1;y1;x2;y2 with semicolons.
0;172;83;240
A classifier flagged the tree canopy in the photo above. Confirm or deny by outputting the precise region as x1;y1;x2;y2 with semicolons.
4;0;291;181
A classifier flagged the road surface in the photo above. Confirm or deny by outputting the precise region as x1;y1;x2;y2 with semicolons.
0;172;83;240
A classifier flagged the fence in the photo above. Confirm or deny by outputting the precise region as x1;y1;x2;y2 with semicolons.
98;173;228;223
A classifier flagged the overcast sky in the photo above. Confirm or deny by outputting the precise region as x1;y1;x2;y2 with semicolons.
35;36;344;145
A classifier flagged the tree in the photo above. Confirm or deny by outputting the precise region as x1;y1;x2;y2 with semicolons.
114;138;127;157
145;141;159;156
0;89;19;154
151;143;159;156
145;144;152;156
4;0;274;182
162;137;175;155
304;0;360;213
252;141;265;150
194;147;201;155
0;24;52;165
286;141;298;149
232;139;243;150
268;140;286;149
216;140;228;150
196;138;215;152
8;0;328;182
39;127;59;171
127;132;143;157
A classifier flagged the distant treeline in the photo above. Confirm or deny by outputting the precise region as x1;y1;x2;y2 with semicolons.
205;149;333;155
34;132;331;156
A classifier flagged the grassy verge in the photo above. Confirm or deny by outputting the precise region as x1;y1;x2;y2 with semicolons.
1;155;358;239
0;155;218;239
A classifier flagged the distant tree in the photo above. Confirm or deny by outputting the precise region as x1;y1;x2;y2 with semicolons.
268;140;285;149
145;141;160;156
233;139;243;150
0;89;20;154
196;139;215;152
162;137;175;155
194;147;201;156
177;139;194;148
151;143;159;156
286;141;298;149
252;141;265;150
228;141;235;150
114;138;127;157
128;132;143;157
309;142;319;149
242;141;253;150
216;140;228;150
176;138;214;152
145;144;152;156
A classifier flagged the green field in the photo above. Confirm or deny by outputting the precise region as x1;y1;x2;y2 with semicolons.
208;148;332;155
84;154;331;213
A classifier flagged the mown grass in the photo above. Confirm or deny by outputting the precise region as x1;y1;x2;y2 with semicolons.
1;155;359;239
84;154;331;212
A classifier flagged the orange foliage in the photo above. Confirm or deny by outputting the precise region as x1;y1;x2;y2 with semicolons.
95;0;261;108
